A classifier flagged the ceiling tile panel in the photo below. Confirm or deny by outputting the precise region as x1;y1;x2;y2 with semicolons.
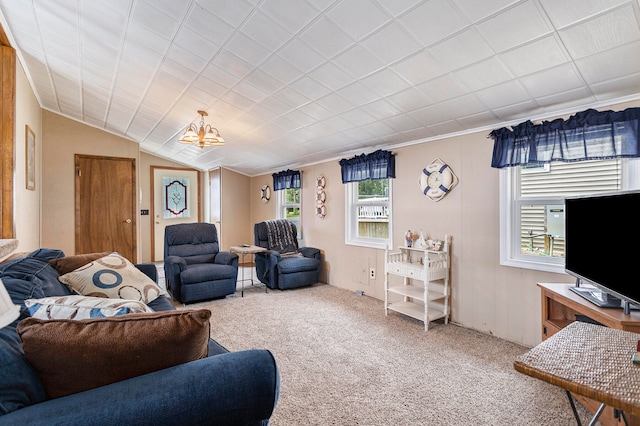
391;51;447;86
536;87;595;110
416;75;469;103
474;80;532;109
315;93;355;115
428;120;466;135
333;45;386;79
360;99;404;121
289;76;332;100
260;55;305;85
575;40;640;83
241;11;293;51
277;39;326;73
197;0;255;27
499;35;569;77
326;0;390;40
132;0;180;40
591;73;640;100
184;3;235;45
271;87;311;110
398;0;468;47
225;32;272;66
452;0;521;23
377;0;424;18
539;0;630;28
361;22;422;64
518;64;585;98
429;28;495;71
476;1;552;52
361;68;412;98
339;81;383;107
309;62;356;91
453;58;514;91
260;0;319;34
385;87;433;112
558;5;640;59
299;17;355;59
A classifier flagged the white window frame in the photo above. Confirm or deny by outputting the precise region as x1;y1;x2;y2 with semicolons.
345;179;393;250
500;158;640;274
276;188;301;239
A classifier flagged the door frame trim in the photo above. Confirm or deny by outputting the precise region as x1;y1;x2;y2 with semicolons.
150;166;202;261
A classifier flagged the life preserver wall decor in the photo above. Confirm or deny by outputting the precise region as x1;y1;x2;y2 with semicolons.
260;185;271;203
418;158;458;202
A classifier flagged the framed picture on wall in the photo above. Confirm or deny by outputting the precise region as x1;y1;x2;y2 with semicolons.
25;125;35;191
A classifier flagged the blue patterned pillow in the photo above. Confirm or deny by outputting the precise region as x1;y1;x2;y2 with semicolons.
58;253;161;303
25;295;153;320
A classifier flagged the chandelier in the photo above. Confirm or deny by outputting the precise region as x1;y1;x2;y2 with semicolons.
178;110;225;148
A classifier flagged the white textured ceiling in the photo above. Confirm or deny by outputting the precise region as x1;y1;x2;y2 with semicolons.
1;0;640;176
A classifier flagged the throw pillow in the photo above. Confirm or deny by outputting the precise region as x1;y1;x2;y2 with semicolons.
25;295;153;320
17;309;211;398
58;253;161;303
48;252;110;275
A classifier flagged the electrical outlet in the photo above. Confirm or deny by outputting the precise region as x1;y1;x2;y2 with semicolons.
369;268;376;280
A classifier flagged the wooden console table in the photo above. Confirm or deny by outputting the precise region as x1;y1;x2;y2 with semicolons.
516;321;640;425
538;283;640;425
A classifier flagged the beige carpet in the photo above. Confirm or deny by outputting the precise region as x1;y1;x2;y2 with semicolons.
182;282;594;425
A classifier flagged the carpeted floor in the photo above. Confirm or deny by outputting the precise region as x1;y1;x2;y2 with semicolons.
180;280;595;425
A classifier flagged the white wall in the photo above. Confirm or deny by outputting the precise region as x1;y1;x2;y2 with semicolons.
250;99;640;347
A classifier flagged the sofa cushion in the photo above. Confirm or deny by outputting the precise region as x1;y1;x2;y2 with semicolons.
17;309;211;399
0;256;69;297
58;253;160;303
0;277;47;416
277;256;321;274
48;252;110;275
181;263;237;284
25;295;153;320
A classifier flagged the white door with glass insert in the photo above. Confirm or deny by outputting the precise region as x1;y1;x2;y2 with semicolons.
152;168;200;262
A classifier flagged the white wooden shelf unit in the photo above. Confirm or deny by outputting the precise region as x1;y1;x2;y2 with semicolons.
384;236;450;330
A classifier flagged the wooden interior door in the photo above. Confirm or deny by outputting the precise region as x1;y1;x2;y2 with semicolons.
75;155;136;262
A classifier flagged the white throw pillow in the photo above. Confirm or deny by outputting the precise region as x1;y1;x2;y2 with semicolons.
58;253;161;303
25;295;153;320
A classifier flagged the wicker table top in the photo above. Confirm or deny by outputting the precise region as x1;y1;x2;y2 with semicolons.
514;321;640;416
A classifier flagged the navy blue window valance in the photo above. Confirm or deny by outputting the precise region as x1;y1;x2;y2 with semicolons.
489;107;640;169
339;149;395;183
272;169;300;191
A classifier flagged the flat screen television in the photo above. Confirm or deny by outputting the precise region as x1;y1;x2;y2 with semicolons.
565;190;640;314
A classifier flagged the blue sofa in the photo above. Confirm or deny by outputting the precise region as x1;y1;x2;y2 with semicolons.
0;249;280;425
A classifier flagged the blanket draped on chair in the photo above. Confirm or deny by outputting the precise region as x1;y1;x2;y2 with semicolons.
265;220;299;255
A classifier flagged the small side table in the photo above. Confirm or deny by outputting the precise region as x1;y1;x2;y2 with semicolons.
230;245;267;297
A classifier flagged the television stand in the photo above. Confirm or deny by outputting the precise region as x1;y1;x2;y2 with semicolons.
538;283;640;426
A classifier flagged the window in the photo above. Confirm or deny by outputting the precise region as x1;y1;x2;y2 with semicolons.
277;187;301;237
345;178;392;249
500;158;640;273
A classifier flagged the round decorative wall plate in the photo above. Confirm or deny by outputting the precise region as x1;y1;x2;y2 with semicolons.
418;158;458;202
260;185;271;203
316;174;326;219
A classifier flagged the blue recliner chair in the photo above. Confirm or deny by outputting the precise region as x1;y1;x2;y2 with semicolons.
164;222;238;303
254;219;321;290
